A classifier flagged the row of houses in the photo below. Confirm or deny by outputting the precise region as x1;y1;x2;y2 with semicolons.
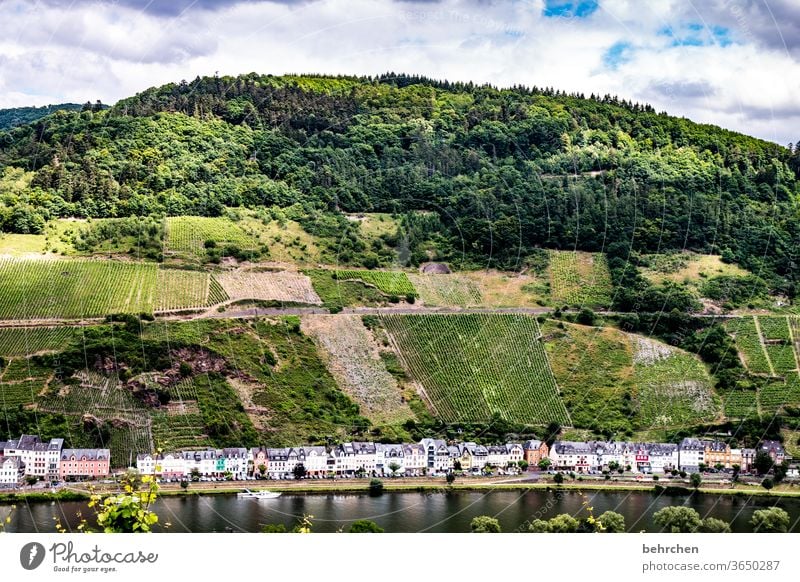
137;439;550;480
549;438;788;474
0;435;110;486
2;432;789;486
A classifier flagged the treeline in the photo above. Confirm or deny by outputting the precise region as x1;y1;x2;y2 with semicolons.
1;73;799;288
0;103;83;131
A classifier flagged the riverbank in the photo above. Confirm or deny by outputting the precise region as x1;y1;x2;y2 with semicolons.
5;476;798;503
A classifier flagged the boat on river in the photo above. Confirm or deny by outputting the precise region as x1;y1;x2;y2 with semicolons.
237;489;281;499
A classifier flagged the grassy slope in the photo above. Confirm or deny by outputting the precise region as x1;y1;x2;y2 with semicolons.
542;320;634;435
542;320;718;436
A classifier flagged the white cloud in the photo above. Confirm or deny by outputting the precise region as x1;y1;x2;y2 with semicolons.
0;0;797;144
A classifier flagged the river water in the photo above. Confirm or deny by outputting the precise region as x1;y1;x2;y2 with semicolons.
4;489;799;533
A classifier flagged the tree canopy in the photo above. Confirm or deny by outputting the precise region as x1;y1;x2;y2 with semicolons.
0;73;797;287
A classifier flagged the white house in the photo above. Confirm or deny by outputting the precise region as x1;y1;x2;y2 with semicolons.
550;441;596;472
0;435;63;481
506;443;524;464
486;445;509;468
266;448;291;479
222;448;249;480
297;446;328;476
420;439;452;473
402;444;426;476
351;442;378;475
378;444;405;476
0;456;23;487
678;438;705;472
646;443;679;473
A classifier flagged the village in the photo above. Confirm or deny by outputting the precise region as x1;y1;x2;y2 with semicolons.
0;434;793;487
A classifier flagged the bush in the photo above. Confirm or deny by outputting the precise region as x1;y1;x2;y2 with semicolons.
596;511;625;533
653;506;702;533
349;519;384;533
750;507;789;533
576;307;596;326
369;478;384;496
470;516;501;533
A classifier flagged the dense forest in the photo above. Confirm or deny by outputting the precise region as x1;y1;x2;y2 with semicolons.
0;103;84;131
1;73;799;290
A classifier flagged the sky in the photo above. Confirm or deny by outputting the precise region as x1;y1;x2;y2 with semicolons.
0;0;797;145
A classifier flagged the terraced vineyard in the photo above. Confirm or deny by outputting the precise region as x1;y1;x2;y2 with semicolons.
380;313;569;425
151;412;212;450
0;326;84;356
155;268;213;311
759;317;791;342
407;273;482;307
765;344;797;374
166;216;257;253
0;379;45;407
759;377;800;415
726;317;771;374
335;270;418;297
217;270;322;304
721;388;760;419
37;372;153;466
548;250;612;306
0;257;158;319
725;316;800;414
0;357;52;381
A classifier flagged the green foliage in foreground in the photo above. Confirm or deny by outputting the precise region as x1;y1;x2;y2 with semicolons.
750;507;790;533
349;519;384;533
471;516;502;533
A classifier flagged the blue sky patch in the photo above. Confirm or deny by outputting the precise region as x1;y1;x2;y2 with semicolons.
602;41;633;69
658;23;732;47
543;1;599;19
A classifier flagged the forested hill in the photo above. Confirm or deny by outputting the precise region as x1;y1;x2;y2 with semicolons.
1;73;799;288
0;103;84;131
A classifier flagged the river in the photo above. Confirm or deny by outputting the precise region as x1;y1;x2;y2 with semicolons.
4;489;799;533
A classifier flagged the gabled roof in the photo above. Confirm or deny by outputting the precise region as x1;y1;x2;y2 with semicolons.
60;448;110;461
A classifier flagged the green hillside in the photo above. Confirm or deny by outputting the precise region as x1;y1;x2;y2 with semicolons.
0;73;797;291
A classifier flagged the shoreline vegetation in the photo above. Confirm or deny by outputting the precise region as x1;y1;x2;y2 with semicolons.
3;477;800;505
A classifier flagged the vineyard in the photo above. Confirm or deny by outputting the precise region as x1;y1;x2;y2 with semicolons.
759;377;800;415
151;412;212;450
216;270;322;304
0;326;83;356
724;316;800;414
726;317;772;374
165;216;257;253
0;257;158;319
0;379;45;407
547;251;612;306
380;314;569;425
407;273;482;307
335;270;418;297
37;371;153;465
721;388;760;419
301;315;414;425
154;268;212;311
